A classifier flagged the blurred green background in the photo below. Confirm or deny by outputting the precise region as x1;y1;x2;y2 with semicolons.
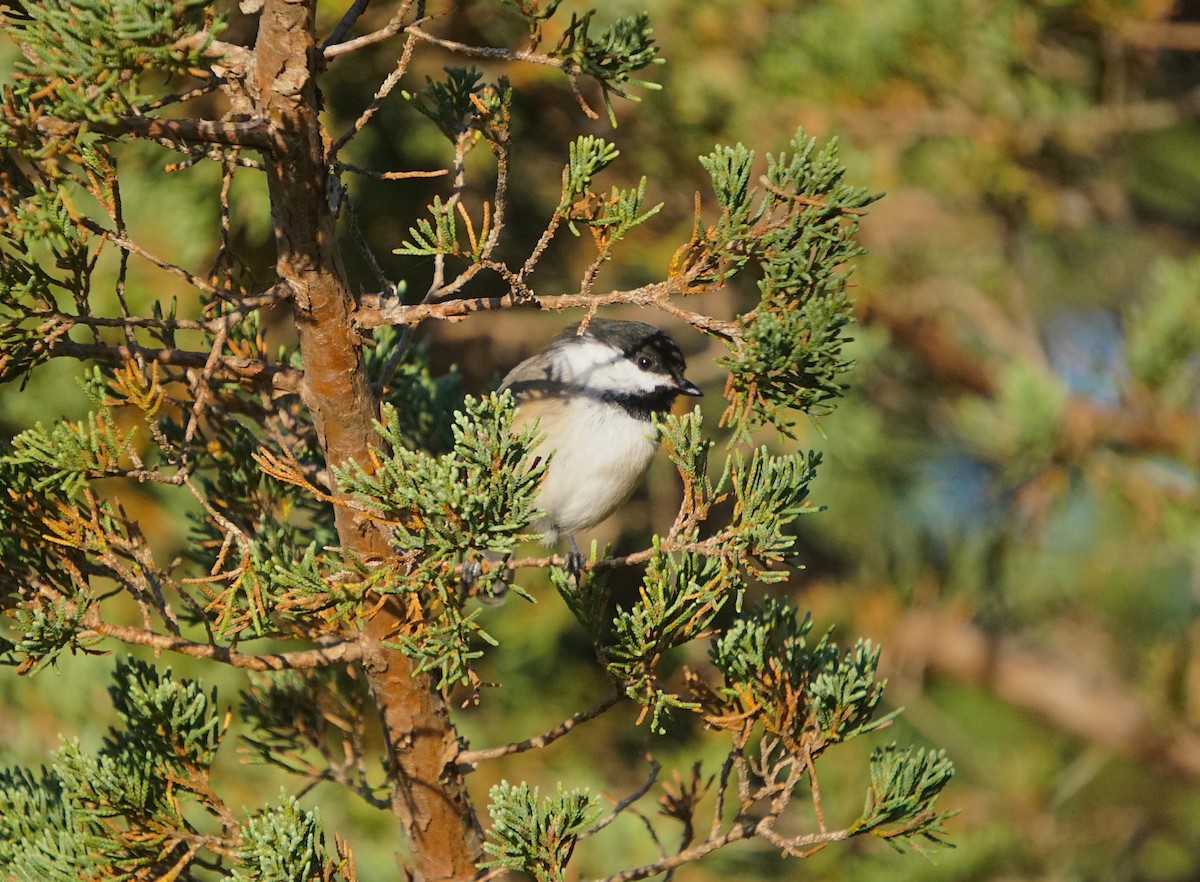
4;0;1200;879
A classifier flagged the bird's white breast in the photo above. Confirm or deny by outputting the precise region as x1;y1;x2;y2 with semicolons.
517;395;659;543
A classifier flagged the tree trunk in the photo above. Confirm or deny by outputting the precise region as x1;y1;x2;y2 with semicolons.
252;1;483;878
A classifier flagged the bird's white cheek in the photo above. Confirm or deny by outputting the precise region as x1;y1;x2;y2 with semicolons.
559;338;664;395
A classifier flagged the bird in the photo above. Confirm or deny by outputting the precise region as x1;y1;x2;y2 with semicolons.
499;317;702;575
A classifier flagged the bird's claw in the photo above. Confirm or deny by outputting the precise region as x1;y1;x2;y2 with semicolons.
564;535;587;582
564;549;586;580
459;554;512;605
458;558;483;593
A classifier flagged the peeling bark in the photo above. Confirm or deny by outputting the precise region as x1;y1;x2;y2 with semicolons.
252;1;482;877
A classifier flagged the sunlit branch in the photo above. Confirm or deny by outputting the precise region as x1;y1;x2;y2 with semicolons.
38;114;277;151
354;278;743;343
406;25;571;71
333;162;448;181
85;618;364;670
323;5;423;58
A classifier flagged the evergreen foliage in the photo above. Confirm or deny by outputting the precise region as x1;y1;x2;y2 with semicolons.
0;660;353;881
481;782;598;882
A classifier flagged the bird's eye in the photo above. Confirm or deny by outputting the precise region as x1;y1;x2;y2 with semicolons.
637;355;653;370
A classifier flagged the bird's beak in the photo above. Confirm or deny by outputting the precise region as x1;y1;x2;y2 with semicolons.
677;378;703;397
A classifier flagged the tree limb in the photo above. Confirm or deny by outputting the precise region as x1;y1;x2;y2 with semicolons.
85;618;363;671
354;277;742;343
43;339;302;393
38;114;277;151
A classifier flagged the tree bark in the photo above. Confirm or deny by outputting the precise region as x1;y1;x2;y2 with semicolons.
251;1;483;878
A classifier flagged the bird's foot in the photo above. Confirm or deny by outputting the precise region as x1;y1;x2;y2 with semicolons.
458;557;483;593
460;553;512;605
564;536;587;582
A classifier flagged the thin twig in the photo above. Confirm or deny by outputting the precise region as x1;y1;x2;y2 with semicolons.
106;166;141;354
137;78;223;113
458;685;622;766
321;0;376;50
207;153;239;282
710;746;739;839
406;25;573;71
323;6;425;58
181;322;231;452
334;162;448;181
583;758;661;838
79;218;226;297
29;310;211;333
354;277;731;337
423;134;471;301
330;28;420;157
592;823;850;882
803;748;826;833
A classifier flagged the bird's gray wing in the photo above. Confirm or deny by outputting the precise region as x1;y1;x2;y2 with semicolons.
498;351;567;402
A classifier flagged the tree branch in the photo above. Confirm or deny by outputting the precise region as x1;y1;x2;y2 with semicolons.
458;685;622;766
406;25;572;71
321;0;375;50
323;4;419;58
591;822;849;882
43;339;302;393
37;114;277;151
85;618;362;671
354;277;741;343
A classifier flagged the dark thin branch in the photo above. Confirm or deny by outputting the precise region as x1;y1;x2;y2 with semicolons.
86;619;363;671
583;759;661;839
38;114;277;151
44;339;302;393
458;685;622;766
321;0;374;50
80;218;226;297
323;5;422;58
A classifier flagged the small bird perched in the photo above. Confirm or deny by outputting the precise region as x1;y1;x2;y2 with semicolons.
500;318;702;572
